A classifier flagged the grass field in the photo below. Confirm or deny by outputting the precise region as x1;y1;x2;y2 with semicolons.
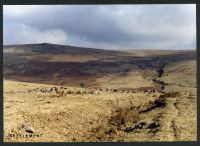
3;44;197;142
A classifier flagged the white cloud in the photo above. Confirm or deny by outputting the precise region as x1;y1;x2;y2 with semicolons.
3;5;42;17
3;4;196;50
3;24;68;45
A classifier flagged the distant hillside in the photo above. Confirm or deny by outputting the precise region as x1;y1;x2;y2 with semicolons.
3;43;196;87
3;43;124;55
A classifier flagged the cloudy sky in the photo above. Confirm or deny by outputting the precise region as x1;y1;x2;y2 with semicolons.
3;4;196;50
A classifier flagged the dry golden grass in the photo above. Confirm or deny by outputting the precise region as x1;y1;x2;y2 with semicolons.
4;80;161;142
3;54;197;142
96;70;153;89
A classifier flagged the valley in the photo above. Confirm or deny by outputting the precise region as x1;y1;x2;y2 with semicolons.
3;43;197;142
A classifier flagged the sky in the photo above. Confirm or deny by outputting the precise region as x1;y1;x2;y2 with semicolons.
3;4;196;50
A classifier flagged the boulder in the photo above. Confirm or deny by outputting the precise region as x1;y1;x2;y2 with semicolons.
21;124;35;133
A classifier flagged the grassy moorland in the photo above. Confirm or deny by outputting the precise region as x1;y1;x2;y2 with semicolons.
3;43;196;142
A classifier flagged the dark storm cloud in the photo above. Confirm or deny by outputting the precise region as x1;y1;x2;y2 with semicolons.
3;5;196;49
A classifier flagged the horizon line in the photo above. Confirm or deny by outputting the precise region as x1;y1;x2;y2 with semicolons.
3;42;196;51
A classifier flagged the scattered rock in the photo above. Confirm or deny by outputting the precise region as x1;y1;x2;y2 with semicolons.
89;90;99;94
123;121;147;132
159;91;181;98
113;89;118;92
118;90;124;93
25;127;35;133
135;122;147;129
147;122;160;129
152;89;156;93
21;124;35;133
123;126;135;132
66;91;73;94
76;91;81;94
82;91;87;94
98;88;103;91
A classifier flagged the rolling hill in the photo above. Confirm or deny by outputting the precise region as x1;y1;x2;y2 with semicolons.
3;43;197;142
